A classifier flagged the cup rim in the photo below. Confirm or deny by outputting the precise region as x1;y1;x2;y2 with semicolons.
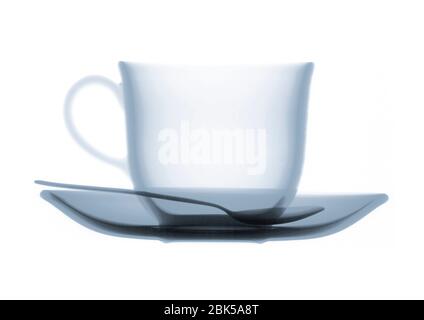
119;61;314;68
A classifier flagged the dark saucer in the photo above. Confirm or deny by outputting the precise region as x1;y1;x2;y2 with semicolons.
40;189;388;242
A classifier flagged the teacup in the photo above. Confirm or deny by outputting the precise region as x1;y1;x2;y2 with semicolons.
65;62;314;214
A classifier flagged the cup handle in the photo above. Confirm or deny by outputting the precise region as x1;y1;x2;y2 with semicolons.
64;75;127;172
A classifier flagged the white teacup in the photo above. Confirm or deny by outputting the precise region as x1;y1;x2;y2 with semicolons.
65;62;314;214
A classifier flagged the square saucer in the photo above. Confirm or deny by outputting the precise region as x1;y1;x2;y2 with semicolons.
40;189;388;242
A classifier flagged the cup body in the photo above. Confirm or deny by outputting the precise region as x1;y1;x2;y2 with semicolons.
119;62;314;213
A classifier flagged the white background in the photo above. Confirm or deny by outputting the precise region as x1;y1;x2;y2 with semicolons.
0;0;422;299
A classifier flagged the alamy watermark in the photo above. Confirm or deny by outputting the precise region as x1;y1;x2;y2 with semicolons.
158;121;267;175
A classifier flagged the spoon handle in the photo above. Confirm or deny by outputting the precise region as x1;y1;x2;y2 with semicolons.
34;180;227;212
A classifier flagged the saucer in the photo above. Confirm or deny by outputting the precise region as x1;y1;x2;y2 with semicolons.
40;189;388;242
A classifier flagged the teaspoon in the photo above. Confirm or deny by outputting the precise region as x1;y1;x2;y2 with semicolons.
35;180;323;225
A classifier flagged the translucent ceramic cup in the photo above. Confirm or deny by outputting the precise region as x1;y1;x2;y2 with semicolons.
65;62;314;216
